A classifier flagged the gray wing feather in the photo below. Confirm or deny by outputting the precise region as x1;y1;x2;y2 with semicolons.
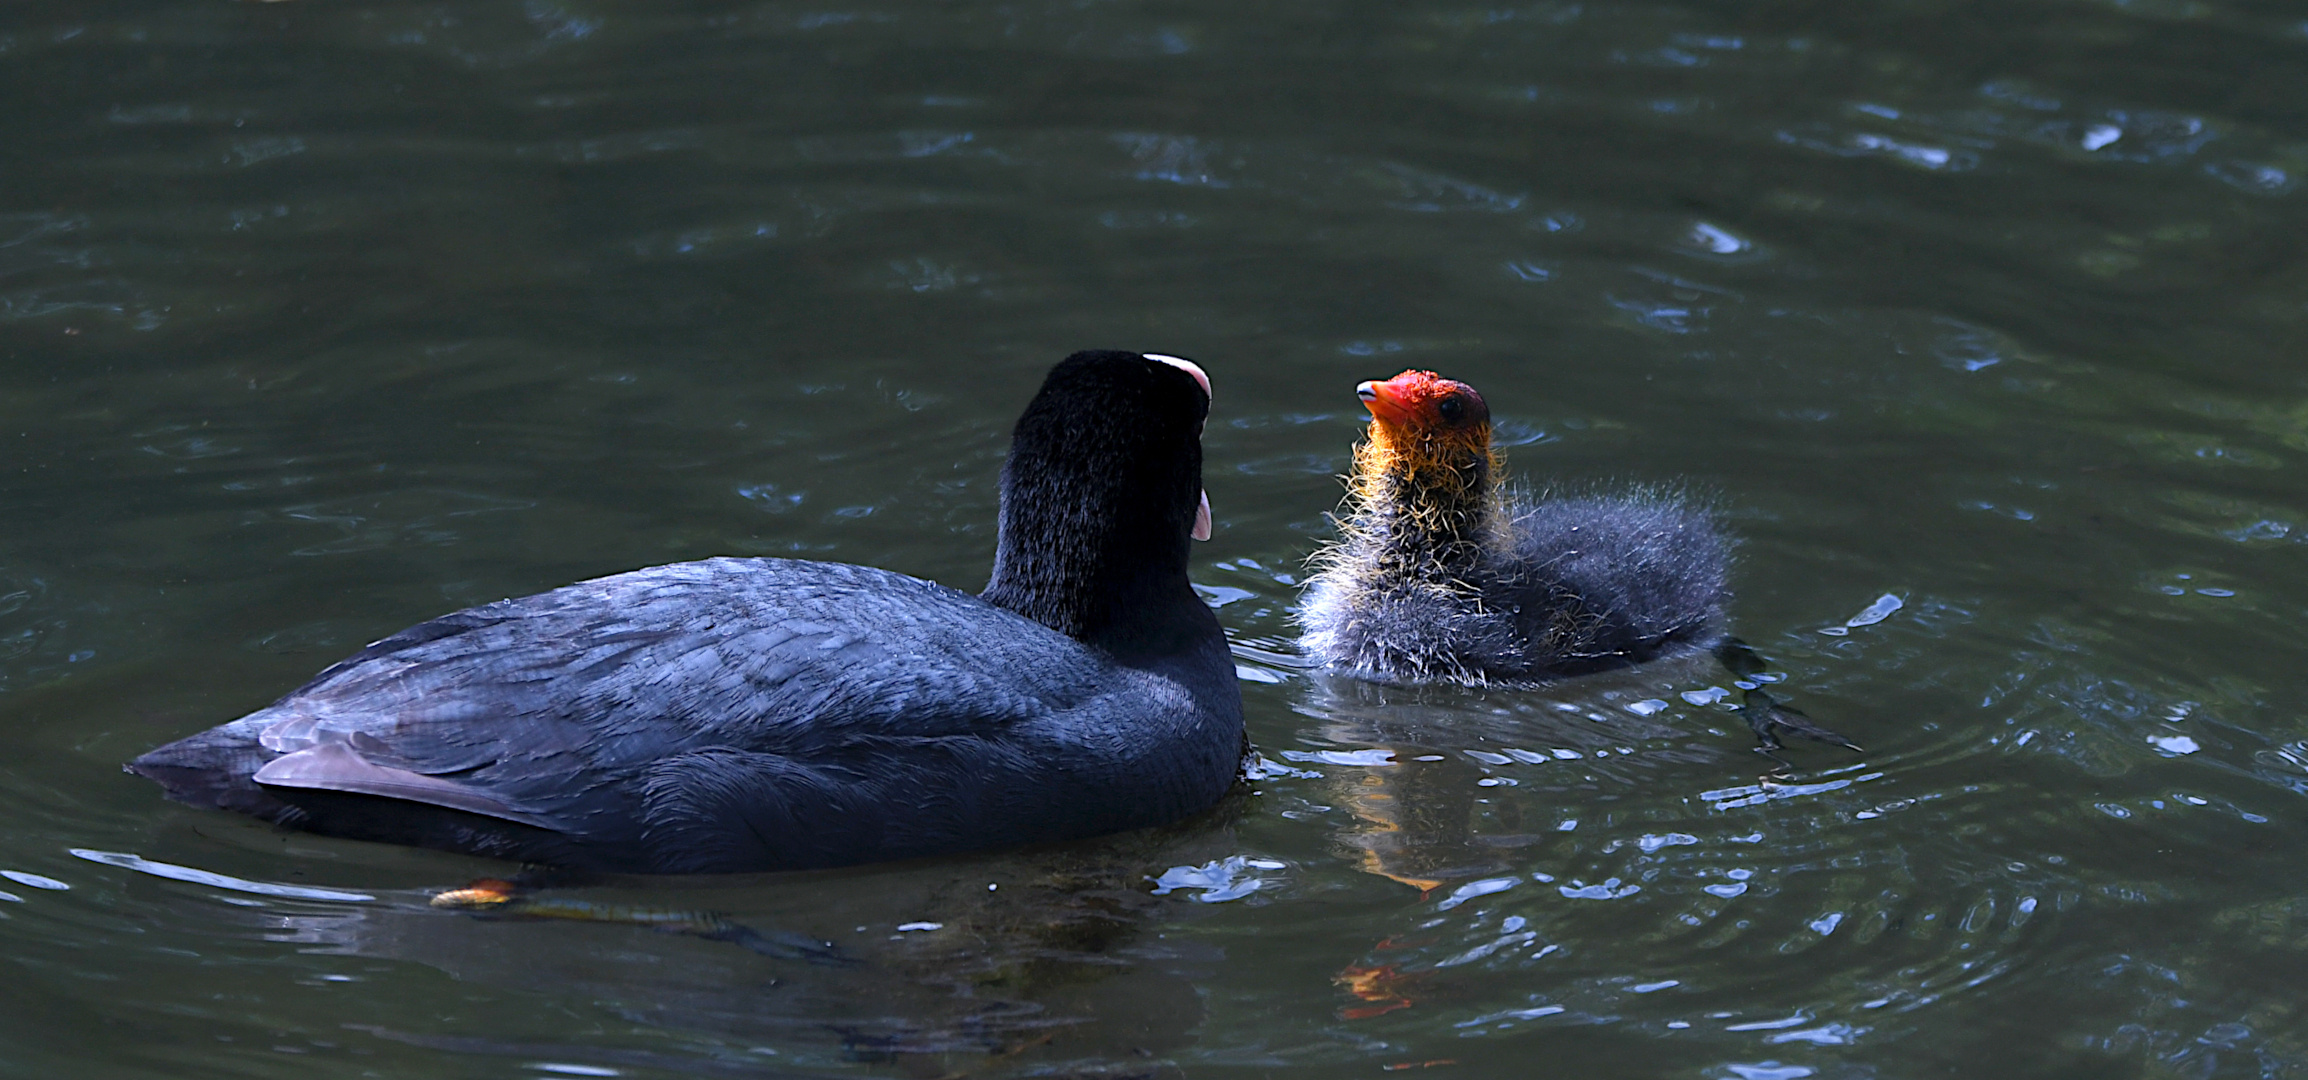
253;743;564;829
237;558;1096;831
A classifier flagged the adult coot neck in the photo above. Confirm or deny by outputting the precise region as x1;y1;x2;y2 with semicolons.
982;498;1203;655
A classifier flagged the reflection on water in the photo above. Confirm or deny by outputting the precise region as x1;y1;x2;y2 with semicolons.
47;826;1250;1077
5;0;2308;1076
1292;669;1728;894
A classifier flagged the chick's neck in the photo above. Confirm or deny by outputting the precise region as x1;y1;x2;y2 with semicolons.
1349;420;1506;577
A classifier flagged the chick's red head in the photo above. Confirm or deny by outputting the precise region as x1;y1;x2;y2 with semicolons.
1358;369;1490;450
1352;370;1497;500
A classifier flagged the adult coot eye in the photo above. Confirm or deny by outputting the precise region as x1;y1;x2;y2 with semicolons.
1436;395;1466;425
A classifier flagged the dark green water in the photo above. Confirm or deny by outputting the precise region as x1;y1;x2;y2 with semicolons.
6;0;2308;1076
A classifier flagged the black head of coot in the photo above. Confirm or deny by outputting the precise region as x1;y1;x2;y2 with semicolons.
982;350;1213;647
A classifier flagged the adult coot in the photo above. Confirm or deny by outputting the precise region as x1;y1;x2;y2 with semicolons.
1298;369;1729;685
130;351;1244;874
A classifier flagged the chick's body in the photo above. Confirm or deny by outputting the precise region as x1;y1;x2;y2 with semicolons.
1299;370;1728;685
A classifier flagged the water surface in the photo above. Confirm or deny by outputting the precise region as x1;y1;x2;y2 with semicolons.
5;1;2308;1076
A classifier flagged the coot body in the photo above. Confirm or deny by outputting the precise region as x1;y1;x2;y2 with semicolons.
1299;369;1728;685
131;351;1243;874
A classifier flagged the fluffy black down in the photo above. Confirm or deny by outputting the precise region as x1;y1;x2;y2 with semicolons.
1299;489;1729;685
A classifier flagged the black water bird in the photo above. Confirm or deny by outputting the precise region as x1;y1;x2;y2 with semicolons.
130;351;1243;874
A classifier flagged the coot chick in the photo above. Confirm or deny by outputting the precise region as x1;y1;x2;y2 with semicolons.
1298;369;1729;685
130;351;1243;874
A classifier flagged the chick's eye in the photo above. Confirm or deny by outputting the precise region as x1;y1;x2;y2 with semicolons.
1435;396;1466;424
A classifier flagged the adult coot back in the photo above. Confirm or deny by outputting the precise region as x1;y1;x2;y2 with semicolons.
1298;369;1729;684
130;351;1243;874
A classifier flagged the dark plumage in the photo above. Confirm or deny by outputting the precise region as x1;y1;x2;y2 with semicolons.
1298;369;1729;685
130;351;1243;874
